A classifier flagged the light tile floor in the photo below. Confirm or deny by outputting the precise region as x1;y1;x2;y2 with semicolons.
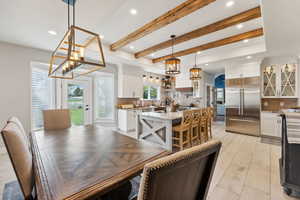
0;123;299;199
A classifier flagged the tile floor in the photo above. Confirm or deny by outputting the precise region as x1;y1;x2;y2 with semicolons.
0;123;299;199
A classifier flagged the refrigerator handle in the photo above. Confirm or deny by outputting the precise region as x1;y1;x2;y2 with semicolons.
239;88;242;116
242;88;244;116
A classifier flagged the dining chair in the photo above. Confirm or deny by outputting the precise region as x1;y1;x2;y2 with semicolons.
172;110;193;151
7;116;30;149
1;121;35;200
43;109;71;130
190;109;201;146
135;139;222;200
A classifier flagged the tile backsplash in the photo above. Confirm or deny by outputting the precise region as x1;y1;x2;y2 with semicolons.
261;98;298;111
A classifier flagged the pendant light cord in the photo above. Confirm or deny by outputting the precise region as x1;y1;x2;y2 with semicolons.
195;53;197;67
68;0;70;28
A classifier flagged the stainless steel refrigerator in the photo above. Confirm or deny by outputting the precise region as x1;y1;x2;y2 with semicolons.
225;77;260;136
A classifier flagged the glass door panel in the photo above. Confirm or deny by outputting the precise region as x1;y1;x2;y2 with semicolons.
263;65;277;97
280;64;296;97
67;83;84;125
95;73;115;122
62;78;92;126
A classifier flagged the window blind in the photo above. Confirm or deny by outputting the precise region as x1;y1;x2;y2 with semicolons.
31;67;54;129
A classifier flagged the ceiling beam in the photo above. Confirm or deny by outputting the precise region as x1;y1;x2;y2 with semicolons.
152;28;264;63
110;0;216;51
135;6;261;58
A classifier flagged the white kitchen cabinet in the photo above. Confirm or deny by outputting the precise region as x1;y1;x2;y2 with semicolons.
119;74;143;98
262;64;298;98
226;62;260;79
261;112;281;138
118;109;137;132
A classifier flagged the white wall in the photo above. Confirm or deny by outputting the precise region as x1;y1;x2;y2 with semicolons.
0;42;51;152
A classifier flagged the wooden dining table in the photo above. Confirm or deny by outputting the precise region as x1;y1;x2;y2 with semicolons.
31;125;169;200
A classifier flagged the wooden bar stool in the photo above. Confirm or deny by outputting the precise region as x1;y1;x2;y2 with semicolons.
207;107;214;140
199;109;208;143
172;110;193;151
190;109;201;146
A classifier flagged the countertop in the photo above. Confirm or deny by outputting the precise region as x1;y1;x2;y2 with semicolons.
139;111;183;120
139;108;199;120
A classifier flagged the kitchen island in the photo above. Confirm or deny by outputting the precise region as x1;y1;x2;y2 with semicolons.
137;111;185;151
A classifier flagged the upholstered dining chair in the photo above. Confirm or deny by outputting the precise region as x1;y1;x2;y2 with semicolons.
7;116;30;149
43;109;71;130
133;139;222;200
1;121;35;200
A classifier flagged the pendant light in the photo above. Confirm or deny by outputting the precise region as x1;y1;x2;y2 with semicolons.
165;35;180;75
190;53;202;80
48;0;106;79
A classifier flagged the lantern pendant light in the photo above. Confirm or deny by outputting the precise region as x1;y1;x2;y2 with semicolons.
165;35;181;75
190;53;202;80
48;0;106;79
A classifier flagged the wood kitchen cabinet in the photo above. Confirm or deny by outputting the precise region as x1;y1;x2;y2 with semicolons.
262;64;298;98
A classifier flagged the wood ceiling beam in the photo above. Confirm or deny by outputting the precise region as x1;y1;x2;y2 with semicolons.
152;28;264;63
135;6;261;58
110;0;216;51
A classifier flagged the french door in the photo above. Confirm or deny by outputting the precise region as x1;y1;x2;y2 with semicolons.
62;78;92;125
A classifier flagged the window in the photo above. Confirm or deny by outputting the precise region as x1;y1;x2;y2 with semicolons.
31;66;54;129
143;86;159;100
94;73;115;121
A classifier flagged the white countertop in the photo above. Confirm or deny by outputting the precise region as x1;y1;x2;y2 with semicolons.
139;111;183;120
139;108;200;120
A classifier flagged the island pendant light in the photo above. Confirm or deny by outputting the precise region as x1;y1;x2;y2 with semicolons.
165;35;180;75
190;53;202;80
48;0;106;79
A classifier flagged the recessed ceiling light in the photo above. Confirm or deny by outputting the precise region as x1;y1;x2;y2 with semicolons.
236;24;243;29
130;8;138;15
205;63;209;66
48;30;57;35
129;46;135;50
197;51;202;55
246;56;252;59
151;53;155;57
243;39;249;43
100;35;104;39
226;1;235;7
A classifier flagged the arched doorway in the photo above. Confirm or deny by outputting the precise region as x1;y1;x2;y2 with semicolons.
213;74;225;121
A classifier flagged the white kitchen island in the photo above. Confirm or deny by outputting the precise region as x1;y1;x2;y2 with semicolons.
137;111;184;151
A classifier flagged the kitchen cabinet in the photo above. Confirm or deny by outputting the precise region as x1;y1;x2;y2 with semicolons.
118;109;138;132
119;74;143;98
226;62;260;79
261;112;281;138
262;64;298;98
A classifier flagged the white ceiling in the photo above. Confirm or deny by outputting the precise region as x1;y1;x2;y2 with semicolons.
0;0;299;75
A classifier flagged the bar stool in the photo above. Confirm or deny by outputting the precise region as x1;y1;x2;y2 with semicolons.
172;110;193;151
190;109;201;146
207;107;214;140
199;109;208;143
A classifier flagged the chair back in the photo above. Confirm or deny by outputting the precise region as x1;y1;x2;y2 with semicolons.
192;109;201;124
7;116;29;149
181;110;193;127
43;109;71;130
137;140;222;200
1;122;34;200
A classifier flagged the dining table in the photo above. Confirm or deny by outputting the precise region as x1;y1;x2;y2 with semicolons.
31;125;169;200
